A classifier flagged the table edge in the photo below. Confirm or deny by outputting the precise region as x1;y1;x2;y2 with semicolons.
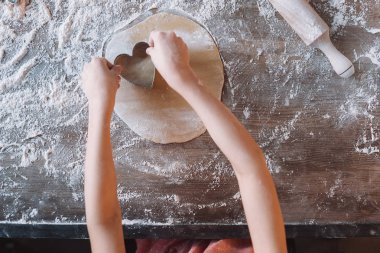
1;223;380;239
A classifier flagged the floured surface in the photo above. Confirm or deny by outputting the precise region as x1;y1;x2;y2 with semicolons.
0;0;380;236
105;12;224;144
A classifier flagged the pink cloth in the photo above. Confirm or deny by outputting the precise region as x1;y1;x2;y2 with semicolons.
136;239;254;253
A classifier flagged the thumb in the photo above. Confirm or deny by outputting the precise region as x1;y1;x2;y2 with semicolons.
146;47;154;56
111;65;122;75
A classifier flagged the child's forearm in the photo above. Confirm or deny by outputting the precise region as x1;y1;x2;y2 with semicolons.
172;71;287;253
84;108;125;253
85;109;120;224
174;71;265;176
146;30;286;252
81;57;125;253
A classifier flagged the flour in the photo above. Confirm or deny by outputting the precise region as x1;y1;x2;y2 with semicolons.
355;126;379;155
232;192;241;200
29;208;38;218
0;57;38;91
2;0;29;19
19;143;39;167
366;28;380;34
260;111;302;148
243;106;251;119
0;21;16;42
257;0;276;20
323;114;331;119
363;45;380;67
0;29;37;70
0;0;379;225
326;0;368;33
264;153;281;174
327;173;343;198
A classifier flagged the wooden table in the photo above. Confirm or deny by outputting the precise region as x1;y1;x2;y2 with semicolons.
0;0;379;239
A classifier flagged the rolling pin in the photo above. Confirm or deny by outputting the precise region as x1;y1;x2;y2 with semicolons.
268;0;354;78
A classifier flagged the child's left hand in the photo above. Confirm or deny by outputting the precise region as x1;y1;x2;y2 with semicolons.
81;57;122;116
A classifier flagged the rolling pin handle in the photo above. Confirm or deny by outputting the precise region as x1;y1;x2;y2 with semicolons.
313;32;355;78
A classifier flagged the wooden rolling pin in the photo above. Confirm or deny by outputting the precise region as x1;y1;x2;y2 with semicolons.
268;0;354;78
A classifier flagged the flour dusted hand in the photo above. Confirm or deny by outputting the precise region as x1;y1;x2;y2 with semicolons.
146;31;196;93
81;57;122;115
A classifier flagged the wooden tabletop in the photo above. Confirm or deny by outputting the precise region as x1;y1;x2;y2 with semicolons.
0;0;379;239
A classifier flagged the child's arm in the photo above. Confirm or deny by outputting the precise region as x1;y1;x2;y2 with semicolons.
81;58;125;253
147;32;287;253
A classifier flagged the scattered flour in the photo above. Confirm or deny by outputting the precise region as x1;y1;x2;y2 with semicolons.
323;114;331;119
260;111;303;148
232;192;241;200
0;0;379;226
326;0;368;33
366;28;380;34
355;126;379;155
19;143;39;167
0;57;38;91
327;173;343;198
363;45;380;67
256;0;276;20
243;106;251;119
29;208;38;218
264;153;281;174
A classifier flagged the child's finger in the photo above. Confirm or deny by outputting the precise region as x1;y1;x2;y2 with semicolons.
146;47;154;56
92;57;112;71
148;30;159;47
104;59;114;69
111;65;122;76
113;65;122;73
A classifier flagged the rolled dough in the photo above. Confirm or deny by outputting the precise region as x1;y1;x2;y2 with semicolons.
105;12;224;144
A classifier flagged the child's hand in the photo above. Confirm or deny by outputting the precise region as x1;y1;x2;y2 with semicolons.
146;31;195;92
81;57;122;116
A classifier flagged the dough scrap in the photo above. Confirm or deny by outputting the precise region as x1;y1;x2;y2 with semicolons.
105;12;224;144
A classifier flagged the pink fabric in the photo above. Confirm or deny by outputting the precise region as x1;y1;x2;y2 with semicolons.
136;239;254;253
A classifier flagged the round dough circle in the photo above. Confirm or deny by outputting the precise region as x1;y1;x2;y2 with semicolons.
105;12;224;144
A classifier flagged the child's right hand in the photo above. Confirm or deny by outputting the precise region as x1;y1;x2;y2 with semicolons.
146;31;196;93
